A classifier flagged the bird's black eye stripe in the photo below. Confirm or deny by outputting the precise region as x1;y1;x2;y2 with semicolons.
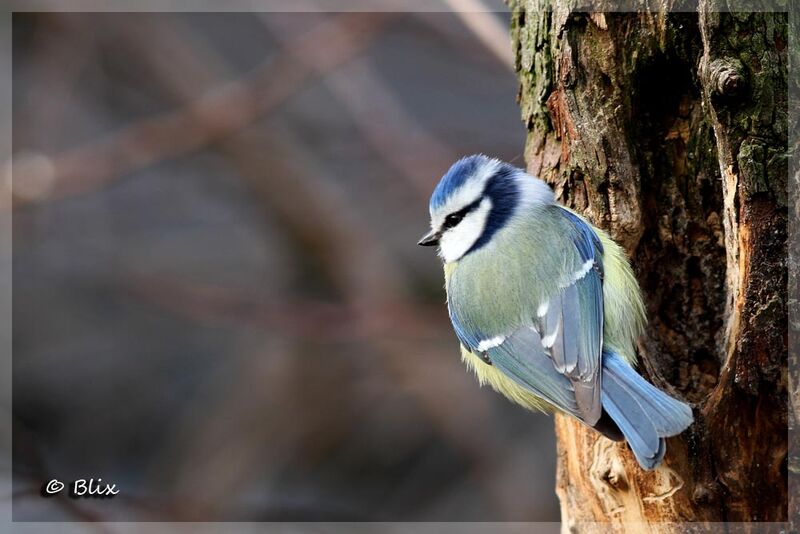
443;197;483;230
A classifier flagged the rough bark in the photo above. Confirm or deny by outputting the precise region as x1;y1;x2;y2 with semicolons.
510;2;788;529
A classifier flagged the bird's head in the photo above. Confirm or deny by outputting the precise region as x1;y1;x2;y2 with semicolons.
418;155;554;263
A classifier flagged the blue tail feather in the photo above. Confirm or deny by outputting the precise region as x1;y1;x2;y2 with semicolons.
600;351;693;470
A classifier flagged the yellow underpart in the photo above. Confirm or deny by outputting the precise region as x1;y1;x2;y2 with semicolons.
460;345;556;413
593;224;646;366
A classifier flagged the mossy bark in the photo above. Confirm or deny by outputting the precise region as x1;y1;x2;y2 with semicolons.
510;2;788;529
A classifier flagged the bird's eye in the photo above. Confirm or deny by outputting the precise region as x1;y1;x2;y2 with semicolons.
444;212;464;228
442;197;484;230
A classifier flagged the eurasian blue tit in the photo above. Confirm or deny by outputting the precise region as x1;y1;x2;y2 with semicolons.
418;155;693;470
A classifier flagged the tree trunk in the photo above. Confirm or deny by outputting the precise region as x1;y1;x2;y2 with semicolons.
509;2;788;529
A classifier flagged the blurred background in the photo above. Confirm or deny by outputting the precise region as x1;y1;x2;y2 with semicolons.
10;7;560;522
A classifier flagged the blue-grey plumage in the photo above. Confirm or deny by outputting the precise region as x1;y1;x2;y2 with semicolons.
419;155;693;470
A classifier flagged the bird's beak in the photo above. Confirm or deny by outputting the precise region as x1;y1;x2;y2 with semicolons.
417;229;440;247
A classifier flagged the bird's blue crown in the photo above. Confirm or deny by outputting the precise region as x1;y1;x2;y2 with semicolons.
430;155;520;211
430;155;485;211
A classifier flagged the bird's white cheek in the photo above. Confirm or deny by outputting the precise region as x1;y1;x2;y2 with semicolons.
439;198;492;263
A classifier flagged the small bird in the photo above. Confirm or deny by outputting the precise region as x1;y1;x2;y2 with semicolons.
418;155;693;470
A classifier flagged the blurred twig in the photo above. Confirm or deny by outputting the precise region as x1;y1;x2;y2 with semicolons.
14;14;96;152
259;13;458;200
113;12;406;301
105;15;441;519
124;273;447;341
10;13;392;205
439;0;514;71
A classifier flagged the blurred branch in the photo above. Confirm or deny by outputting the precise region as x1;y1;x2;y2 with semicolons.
124;273;447;341
9;13;392;205
14;14;96;152
439;0;514;71
213;125;409;300
259;14;457;200
129;13;406;301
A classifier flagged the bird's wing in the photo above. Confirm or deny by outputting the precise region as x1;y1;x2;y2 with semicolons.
480;326;580;416
533;209;604;424
450;208;605;425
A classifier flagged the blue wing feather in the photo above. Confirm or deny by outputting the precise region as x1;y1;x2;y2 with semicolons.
561;209;603;261
449;304;480;353
486;327;580;416
534;209;605;424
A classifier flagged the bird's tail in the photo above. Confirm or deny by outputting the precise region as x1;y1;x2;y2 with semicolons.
599;350;693;470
